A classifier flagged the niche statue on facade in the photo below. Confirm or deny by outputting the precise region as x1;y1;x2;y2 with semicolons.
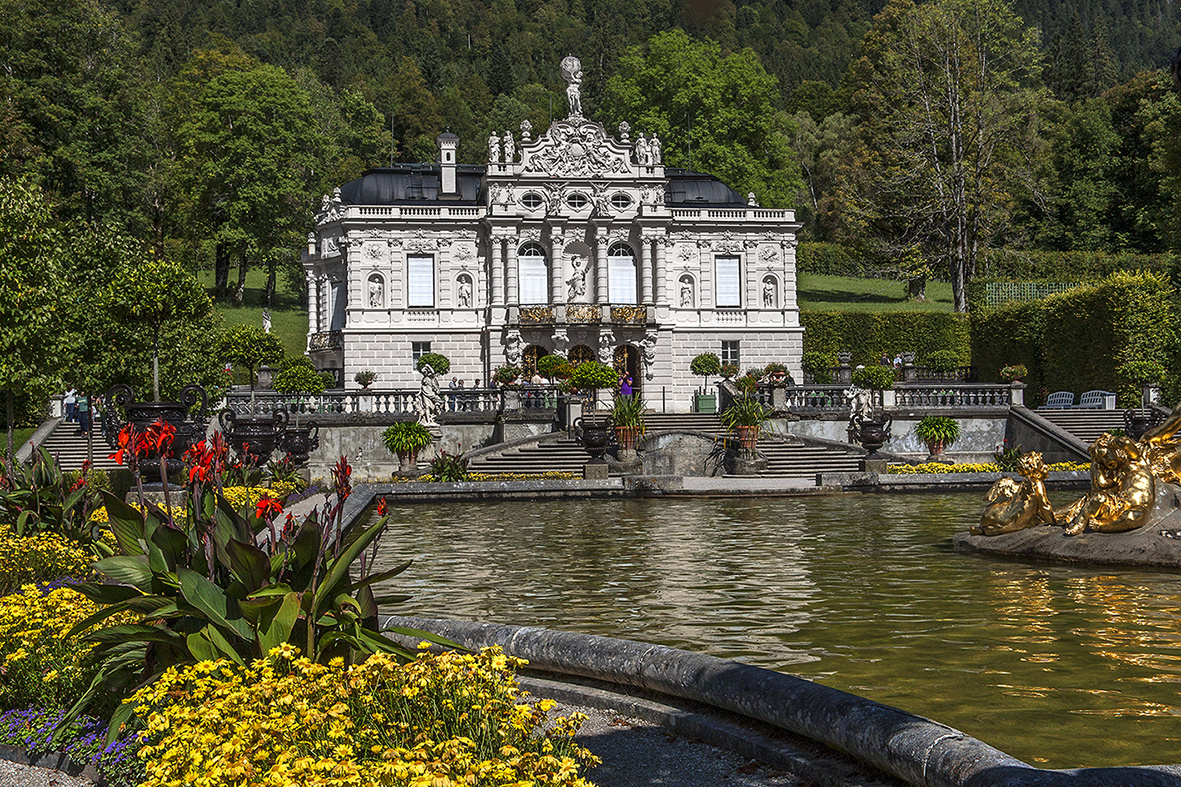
763;277;777;308
457;275;473;308
679;276;694;308
368;276;383;308
567;253;590;302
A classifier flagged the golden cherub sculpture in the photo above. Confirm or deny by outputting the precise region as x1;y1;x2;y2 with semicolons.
973;451;1056;536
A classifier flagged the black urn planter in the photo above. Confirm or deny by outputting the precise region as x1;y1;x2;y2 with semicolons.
574;415;614;464
218;409;289;467
105;384;209;477
1124;409;1163;441
279;424;320;466
850;412;893;456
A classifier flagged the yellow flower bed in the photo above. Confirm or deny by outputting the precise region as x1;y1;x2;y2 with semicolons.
89;484;297;524
0;585;138;710
888;461;1090;474
131;646;600;787
0;526;92;593
392;471;580;484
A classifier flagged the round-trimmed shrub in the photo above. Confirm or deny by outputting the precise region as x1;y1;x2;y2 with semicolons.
852;365;895;390
416;353;451;376
273;365;326;395
802;352;835;384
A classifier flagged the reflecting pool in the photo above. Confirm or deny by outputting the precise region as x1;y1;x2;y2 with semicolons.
368;492;1181;769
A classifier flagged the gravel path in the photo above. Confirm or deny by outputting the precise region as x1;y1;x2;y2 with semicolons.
561;702;811;787
0;759;95;787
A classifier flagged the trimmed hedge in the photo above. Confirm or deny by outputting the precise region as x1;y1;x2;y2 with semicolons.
970;271;1178;406
797;243;878;278
977;249;1176;282
800;311;970;367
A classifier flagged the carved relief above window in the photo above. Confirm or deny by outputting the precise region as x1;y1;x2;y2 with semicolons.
520;118;629;178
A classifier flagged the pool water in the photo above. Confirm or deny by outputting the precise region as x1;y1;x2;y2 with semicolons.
368;492;1181;769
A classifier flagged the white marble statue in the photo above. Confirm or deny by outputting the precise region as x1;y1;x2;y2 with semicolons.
650;134;662;164
763;278;776;307
846;385;873;421
262;308;272;333
416;365;443;428
488;132;500;164
562;55;583;116
368;280;382;308
567;253;589;301
457;276;472;308
680;277;694;307
635;134;650;166
503;131;515;163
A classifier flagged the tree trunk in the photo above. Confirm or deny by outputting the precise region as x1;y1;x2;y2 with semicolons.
235;249;247;305
215;243;231;294
265;261;276;307
5;389;13;466
908;275;928;301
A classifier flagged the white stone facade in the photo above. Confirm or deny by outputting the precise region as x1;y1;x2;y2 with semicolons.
302;59;803;411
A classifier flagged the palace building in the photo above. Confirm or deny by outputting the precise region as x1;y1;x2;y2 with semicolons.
302;56;802;411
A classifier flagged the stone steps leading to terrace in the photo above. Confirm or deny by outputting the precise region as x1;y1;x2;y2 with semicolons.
30;421;121;471
1035;408;1155;447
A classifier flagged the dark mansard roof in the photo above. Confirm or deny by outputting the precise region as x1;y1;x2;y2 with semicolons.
337;165;746;208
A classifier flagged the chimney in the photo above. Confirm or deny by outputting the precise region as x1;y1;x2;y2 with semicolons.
437;131;459;196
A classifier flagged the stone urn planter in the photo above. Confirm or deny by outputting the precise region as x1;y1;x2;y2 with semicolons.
104;384;209;477
218;408;288;467
850;413;892;456
574;415;613;464
279;423;320;466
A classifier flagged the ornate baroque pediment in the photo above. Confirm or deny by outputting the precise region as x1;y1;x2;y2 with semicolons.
521;119;630;178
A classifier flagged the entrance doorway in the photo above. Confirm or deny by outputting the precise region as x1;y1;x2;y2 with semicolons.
613;345;641;398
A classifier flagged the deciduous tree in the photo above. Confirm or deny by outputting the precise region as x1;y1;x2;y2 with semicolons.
843;0;1048;312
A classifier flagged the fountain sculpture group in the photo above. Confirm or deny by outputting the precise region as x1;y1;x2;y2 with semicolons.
961;401;1181;567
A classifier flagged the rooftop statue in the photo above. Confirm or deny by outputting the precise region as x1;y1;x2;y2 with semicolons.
561;55;583;118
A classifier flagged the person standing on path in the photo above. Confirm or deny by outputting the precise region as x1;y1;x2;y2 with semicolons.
75;391;90;434
64;386;77;423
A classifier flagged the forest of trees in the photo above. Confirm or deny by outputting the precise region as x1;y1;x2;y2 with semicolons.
1;0;1179;312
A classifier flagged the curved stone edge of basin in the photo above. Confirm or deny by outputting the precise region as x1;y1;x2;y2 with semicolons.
381;616;1181;787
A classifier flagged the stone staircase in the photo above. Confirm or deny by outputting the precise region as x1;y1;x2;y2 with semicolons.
1035;408;1156;447
28;420;121;471
467;412;867;481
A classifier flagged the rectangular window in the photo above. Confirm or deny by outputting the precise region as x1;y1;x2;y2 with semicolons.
721;341;740;368
407;255;435;307
608;256;637;304
519;256;548;304
412;342;431;362
330;282;346;331
715;256;741;307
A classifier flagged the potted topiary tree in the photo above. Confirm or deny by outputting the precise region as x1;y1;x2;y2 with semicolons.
416;352;451;376
801;352;835;384
914;416;961;457
568;361;619;460
382;421;434;473
690;353;721;412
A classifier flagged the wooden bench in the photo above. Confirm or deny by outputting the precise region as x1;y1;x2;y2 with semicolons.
1078;390;1116;409
1042;391;1074;409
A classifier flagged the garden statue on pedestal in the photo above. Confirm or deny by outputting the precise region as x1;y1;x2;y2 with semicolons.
416;365;444;428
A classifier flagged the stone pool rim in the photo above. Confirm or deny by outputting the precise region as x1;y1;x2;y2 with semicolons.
381;615;1181;787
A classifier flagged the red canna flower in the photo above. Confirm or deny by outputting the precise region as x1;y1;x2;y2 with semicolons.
377;496;387;517
255;496;284;520
331;456;352;503
108;425;136;466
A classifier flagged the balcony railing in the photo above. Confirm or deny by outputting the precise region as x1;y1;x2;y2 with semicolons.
224;386;566;418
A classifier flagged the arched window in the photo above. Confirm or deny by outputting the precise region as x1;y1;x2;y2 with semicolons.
518;242;548;304
523;345;547;377
608;243;637;304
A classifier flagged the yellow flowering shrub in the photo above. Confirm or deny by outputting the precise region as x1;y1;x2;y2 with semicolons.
0;585;138;710
131;646;600;787
89;503;187;525
392;471;580;484
888;461;1090;475
0;526;92;594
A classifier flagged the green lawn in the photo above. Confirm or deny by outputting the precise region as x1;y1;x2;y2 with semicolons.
5;427;36;455
197;267;308;357
798;273;955;312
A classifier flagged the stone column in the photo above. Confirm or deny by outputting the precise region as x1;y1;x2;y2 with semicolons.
550;238;564;305
491;236;504;306
654;238;667;306
306;272;319;332
506;240;519;307
640;236;653;306
595;232;609;304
